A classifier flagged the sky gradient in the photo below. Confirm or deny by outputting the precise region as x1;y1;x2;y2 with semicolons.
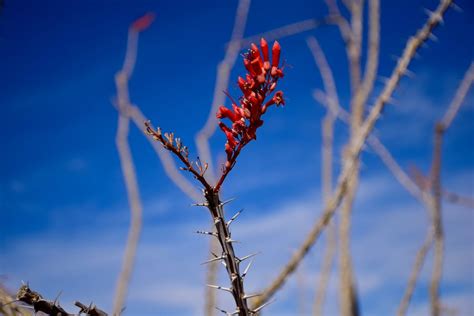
1;0;473;315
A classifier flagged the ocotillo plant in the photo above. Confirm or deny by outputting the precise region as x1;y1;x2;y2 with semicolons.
144;38;285;316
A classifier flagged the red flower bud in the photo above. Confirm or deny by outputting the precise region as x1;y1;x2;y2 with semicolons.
260;38;269;63
272;41;281;68
131;12;155;32
250;58;263;76
244;59;255;76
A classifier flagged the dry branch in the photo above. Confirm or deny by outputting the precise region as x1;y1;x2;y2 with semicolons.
11;284;107;316
238;15;341;49
397;230;434;316
429;61;473;316
112;23;147;315
306;36;338;316
251;0;453;308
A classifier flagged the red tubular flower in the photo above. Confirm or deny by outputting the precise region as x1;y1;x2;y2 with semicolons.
250;43;263;68
243;59;255;76
272;41;281;68
217;106;239;122
260;38;270;70
215;38;286;177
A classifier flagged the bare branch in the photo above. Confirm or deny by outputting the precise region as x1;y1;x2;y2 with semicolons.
312;219;336;316
306;35;338;316
340;1;367;314
112;17;201;202
112;24;146;315
442;189;474;209
397;230;434;316
440;62;474;130
252;0;453;307
128;107;202;202
306;37;340;115
429;123;444;316
325;0;353;45
428;61;473;316
346;0;363;93
238;16;339;49
367;136;431;205
354;0;380;117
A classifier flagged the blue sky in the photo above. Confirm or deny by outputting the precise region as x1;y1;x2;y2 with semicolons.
1;0;473;315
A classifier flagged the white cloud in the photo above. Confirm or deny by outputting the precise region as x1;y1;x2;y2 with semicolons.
1;169;473;315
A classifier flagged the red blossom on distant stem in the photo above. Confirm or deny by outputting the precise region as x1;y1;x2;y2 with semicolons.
215;38;286;184
131;12;155;32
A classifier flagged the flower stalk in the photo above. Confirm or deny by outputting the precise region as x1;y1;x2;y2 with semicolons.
144;38;285;315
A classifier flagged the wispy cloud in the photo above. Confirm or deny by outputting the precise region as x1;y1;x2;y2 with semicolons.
1;169;473;315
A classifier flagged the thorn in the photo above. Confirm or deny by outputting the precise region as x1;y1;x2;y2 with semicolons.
196;230;217;237
211;251;227;267
423;8;444;24
450;2;463;12
215;307;239;316
215;306;230;315
220;198;236;207
191;202;208;207
225;237;239;243
243;293;262;299
386;97;397;105
404;69;416;78
226;209;244;227
201;256;225;265
428;33;438;42
252;299;276;313
422;7;432;16
242;258;254;278
237;252;260;263
53;290;63;305
206;284;233;293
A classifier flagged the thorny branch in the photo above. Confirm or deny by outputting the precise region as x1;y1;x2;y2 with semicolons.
144;123;257;316
12;284;107;316
145;36;286;316
251;0;453;309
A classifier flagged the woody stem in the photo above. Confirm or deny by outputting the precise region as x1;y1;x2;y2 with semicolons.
214;142;245;192
205;189;251;316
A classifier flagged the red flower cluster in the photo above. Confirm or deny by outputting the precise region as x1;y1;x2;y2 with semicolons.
216;38;285;168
